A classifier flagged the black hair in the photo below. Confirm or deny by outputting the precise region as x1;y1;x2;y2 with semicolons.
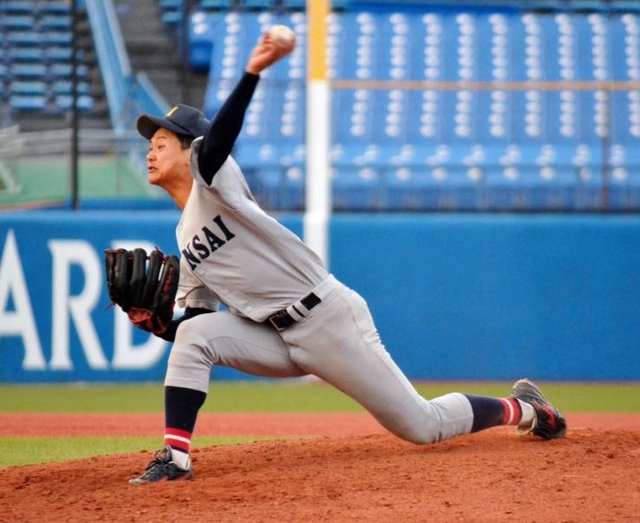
176;133;195;150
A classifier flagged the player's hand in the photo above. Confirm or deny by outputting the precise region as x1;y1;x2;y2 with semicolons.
245;32;294;75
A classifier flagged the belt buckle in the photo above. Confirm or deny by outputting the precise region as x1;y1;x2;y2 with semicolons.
269;310;288;331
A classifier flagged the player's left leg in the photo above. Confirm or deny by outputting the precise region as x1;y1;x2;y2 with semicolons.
281;282;565;444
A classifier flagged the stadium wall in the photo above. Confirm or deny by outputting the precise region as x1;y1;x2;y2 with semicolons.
1;210;639;383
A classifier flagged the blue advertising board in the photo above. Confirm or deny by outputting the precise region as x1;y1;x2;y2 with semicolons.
1;211;639;383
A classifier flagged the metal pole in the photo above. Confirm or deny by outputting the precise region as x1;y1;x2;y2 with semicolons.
304;0;331;265
70;0;80;210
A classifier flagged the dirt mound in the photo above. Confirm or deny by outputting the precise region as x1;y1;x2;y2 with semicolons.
3;428;640;523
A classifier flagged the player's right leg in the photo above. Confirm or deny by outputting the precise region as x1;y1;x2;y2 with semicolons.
129;311;307;484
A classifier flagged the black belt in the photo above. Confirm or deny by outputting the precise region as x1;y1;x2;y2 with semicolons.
268;292;321;331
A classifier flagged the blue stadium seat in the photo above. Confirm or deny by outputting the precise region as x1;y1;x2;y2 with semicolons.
199;0;229;10
9;63;48;80
43;47;75;64
48;63;90;80
0;15;35;31
0;1;33;16
38;15;71;31
9;94;47;111
51;80;91;95
189;11;216;70
280;166;305;210
53;94;95;112
38;1;72;15
7;46;43;64
9;80;47;96
158;0;182;8
384;167;448;211
41;31;73;46
332;167;385;211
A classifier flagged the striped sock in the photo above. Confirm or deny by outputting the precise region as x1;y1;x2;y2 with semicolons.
164;428;192;469
499;397;523;426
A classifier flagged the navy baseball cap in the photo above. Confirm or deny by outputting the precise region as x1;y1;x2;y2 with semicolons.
136;104;211;140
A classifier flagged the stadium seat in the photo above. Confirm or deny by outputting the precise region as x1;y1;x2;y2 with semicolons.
53;94;95;112
9;63;48;80
0;15;35;31
51;80;91;96
38;15;72;32
48;63;90;80
9;80;47;96
384;167;448;211
0;1;32;16
43;47;75;64
41;31;73;46
332;167;385;211
9;94;47;111
199;0;229;10
6;46;44;64
189;12;216;70
38;1;72;15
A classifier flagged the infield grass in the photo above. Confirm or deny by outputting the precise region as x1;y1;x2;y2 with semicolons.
1;380;639;469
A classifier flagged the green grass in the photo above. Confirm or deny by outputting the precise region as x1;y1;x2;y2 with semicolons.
1;380;639;413
0;157;161;208
0;436;272;468
1;380;638;469
0;380;363;413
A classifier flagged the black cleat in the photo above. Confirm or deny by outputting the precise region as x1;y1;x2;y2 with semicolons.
511;379;567;440
129;446;194;484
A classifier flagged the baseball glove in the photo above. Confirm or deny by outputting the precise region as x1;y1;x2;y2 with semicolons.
104;247;180;335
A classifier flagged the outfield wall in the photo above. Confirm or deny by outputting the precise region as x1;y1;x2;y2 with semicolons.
1;211;639;383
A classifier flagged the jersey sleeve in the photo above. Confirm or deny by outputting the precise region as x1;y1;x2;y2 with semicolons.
196;72;260;185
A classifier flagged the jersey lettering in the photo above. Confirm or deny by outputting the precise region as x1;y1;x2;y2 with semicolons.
213;215;236;241
191;235;210;258
202;227;225;252
182;215;236;270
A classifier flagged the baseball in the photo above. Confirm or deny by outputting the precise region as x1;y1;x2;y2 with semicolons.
267;24;296;50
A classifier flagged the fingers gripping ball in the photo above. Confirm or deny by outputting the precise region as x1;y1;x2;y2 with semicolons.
104;248;180;335
267;24;296;51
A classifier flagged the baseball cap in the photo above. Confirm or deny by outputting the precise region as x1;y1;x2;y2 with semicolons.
136;104;211;140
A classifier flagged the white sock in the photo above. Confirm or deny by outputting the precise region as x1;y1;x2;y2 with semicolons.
170;448;191;470
517;399;536;428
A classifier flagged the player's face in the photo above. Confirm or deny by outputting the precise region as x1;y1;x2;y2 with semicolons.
146;128;191;187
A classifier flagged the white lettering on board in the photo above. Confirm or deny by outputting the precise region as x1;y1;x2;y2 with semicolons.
49;240;108;370
0;229;46;369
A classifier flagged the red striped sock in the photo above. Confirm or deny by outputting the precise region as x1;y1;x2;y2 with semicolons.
164;428;192;455
499;397;523;426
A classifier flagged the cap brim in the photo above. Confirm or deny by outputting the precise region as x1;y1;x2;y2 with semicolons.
136;114;190;140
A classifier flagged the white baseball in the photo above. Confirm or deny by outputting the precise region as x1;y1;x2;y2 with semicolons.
267;24;296;50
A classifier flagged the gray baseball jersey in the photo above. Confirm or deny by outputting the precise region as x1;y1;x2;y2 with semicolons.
168;143;474;444
176;149;327;321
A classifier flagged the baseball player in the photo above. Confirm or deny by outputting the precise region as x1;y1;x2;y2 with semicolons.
127;31;566;484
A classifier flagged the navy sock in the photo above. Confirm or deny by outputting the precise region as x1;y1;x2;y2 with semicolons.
464;394;521;432
165;385;207;437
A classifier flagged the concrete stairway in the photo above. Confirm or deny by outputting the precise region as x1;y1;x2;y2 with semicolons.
114;0;209;110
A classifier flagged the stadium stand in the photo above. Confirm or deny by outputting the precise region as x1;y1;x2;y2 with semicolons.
0;0;106;131
185;4;640;211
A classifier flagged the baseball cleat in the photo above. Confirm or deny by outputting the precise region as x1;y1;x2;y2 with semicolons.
511;378;567;440
129;445;194;484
